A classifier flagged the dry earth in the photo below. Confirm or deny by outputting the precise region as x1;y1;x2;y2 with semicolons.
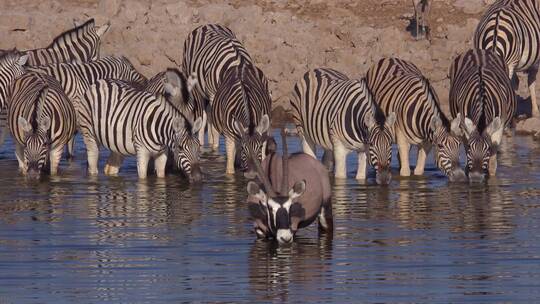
1;0;537;132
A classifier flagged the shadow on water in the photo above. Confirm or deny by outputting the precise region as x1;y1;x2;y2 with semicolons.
0;130;539;302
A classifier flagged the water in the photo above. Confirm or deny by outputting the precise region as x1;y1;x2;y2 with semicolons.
0;130;540;303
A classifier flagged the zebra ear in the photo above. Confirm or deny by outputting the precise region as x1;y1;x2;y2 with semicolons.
485;116;503;148
450;113;463;137
430;115;443;132
96;21;110;37
256;114;270;135
462;117;477;140
234;119;248;137
18;54;28;66
385;112;396;128
39;116;51;132
187;73;198;93
191;117;203;135
172;116;186;134
18;116;33;136
164;69;186;97
365;113;376;130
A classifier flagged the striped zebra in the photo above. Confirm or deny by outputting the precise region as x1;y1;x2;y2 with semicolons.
289;68;396;185
449;49;513;182
25;56;147;157
366;57;466;182
9;72;76;178
182;24;272;174
76;77;203;180
474;0;540;117
24;18;110;66
0;51;28;146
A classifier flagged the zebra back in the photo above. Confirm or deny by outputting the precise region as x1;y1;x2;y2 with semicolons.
449;48;516;131
26;56;148;105
474;0;540;73
24;19;109;67
8;72;76;150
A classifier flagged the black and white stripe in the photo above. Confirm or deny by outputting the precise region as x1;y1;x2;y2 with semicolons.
449;49;513;182
8;72;76;178
289;68;396;185
182;24;272;174
474;0;540;117
366;57;466;182
24;19;110;66
76;77;203;180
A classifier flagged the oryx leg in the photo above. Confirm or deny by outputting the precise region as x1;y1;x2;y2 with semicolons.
527;64;539;117
154;152;168;178
318;199;334;233
332;139;349;179
396;129;411;176
225;136;236;174
136;148;151;179
83;135;99;176
414;144;431;175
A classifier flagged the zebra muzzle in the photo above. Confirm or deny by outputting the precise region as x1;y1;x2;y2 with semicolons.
190;164;202;183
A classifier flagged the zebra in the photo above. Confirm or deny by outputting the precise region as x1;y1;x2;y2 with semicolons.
9;72;76;179
182;24;272;174
25;56;147;157
289;68;396;185
76;77;203;181
24;18;110;66
449;49;513;182
366;57;466;182
474;0;540;117
0;51;28;146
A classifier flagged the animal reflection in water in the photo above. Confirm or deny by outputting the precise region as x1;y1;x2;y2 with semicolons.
246;132;333;245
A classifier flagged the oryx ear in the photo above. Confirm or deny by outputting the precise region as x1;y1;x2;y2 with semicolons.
462;117;477;140
172;116;186;133
485;116;503;147
247;181;261;196
96;21;110;37
365;113;376;130
385;112;396;128
18;116;32;135
187;73;198;93
39;116;51;132
450;113;463;137
289;180;306;200
191;117;203;135
256;114;270;135
18;54;29;66
233;119;248;137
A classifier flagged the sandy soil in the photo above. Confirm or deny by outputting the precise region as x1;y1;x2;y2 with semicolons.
2;0;532;127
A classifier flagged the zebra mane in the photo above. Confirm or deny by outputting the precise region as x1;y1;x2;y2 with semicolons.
45;19;96;49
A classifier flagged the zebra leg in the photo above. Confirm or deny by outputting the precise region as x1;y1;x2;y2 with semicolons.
414;144;431;175
198;111;207;146
527;65;539;117
225;136;236;174
356;151;367;180
49;146;64;176
396;130;411;176
322;149;334;171
136;149;151;179
0;111;7;148
82;135;99;176
15;143;27;172
332;140;349;179
66;137;75;160
209;124;220;151
104;152;124;176
301;136;316;158
488;151;498;176
154;152;168;178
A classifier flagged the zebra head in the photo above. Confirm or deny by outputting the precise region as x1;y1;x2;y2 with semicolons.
72;19;110;61
366;111;396;185
430;114;466;182
247;180;306;245
18;115;51;180
461;116;503;183
0;51;28;108
172;116;203;182
234;114;271;177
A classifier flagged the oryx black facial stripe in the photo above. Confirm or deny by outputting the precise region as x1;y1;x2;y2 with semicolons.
25;19;104;66
474;0;540;77
366;58;461;177
290;68;393;173
78;79;200;175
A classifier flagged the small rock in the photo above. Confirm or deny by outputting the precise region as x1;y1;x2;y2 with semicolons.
516;117;540;134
